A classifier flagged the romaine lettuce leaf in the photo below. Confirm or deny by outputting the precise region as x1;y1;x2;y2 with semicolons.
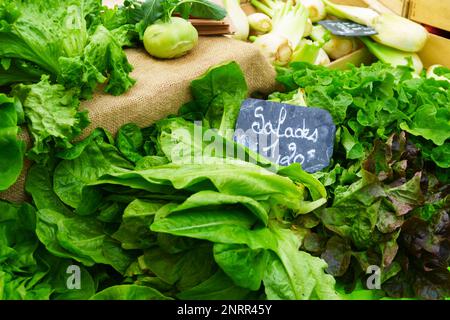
0;94;25;191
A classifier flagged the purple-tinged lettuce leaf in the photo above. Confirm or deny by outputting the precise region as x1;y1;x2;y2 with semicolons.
321;236;352;277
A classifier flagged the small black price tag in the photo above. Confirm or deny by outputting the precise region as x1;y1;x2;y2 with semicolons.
234;99;336;173
318;19;378;37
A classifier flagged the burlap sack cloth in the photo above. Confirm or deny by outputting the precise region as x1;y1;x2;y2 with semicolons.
1;37;277;203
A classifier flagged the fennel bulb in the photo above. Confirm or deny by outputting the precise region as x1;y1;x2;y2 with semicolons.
248;13;273;34
291;39;320;63
254;33;293;65
323;35;358;60
300;0;326;22
310;25;331;45
360;37;423;74
322;0;379;26
252;0;309;65
371;13;428;53
304;19;313;38
322;0;428;52
223;0;249;41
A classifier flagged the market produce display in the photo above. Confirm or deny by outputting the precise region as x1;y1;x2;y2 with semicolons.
225;0;429;73
274;62;450;299
0;0;449;301
0;62;337;300
0;0;136;189
121;0;227;58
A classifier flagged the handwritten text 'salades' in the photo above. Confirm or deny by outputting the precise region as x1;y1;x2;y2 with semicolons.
251;106;319;166
234;99;336;173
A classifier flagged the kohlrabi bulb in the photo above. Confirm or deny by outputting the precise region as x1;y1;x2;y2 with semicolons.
143;17;198;59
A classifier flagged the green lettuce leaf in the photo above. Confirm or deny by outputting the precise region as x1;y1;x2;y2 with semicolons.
60;25;135;98
276;62;450;168
0;94;25;190
90;285;172;300
36;209;133;273
179;61;248;140
0;0;134;97
112;199;161;250
400;104;450;146
139;243;216;291
115;123;144;163
12;76;89;163
176;270;252;300
53;129;132;208
0;58;44;86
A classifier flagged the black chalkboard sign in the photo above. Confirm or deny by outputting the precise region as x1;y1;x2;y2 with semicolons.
234;99;336;173
318;20;377;36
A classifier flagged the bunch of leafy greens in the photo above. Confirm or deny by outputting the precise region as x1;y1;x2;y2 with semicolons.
0;0;136;187
0;94;25;191
1;62;337;300
311;133;449;300
11;77;90;163
0;0;135;97
275;62;450;171
273;62;450;300
2;48;448;300
178;61;249;141
122;0;227;39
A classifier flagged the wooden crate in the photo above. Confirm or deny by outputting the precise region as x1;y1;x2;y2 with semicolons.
328;47;376;69
408;0;450;32
338;0;450;68
372;0;408;16
419;34;450;68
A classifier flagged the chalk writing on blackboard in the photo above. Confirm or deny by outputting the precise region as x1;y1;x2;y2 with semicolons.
318;20;378;37
234;99;336;173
